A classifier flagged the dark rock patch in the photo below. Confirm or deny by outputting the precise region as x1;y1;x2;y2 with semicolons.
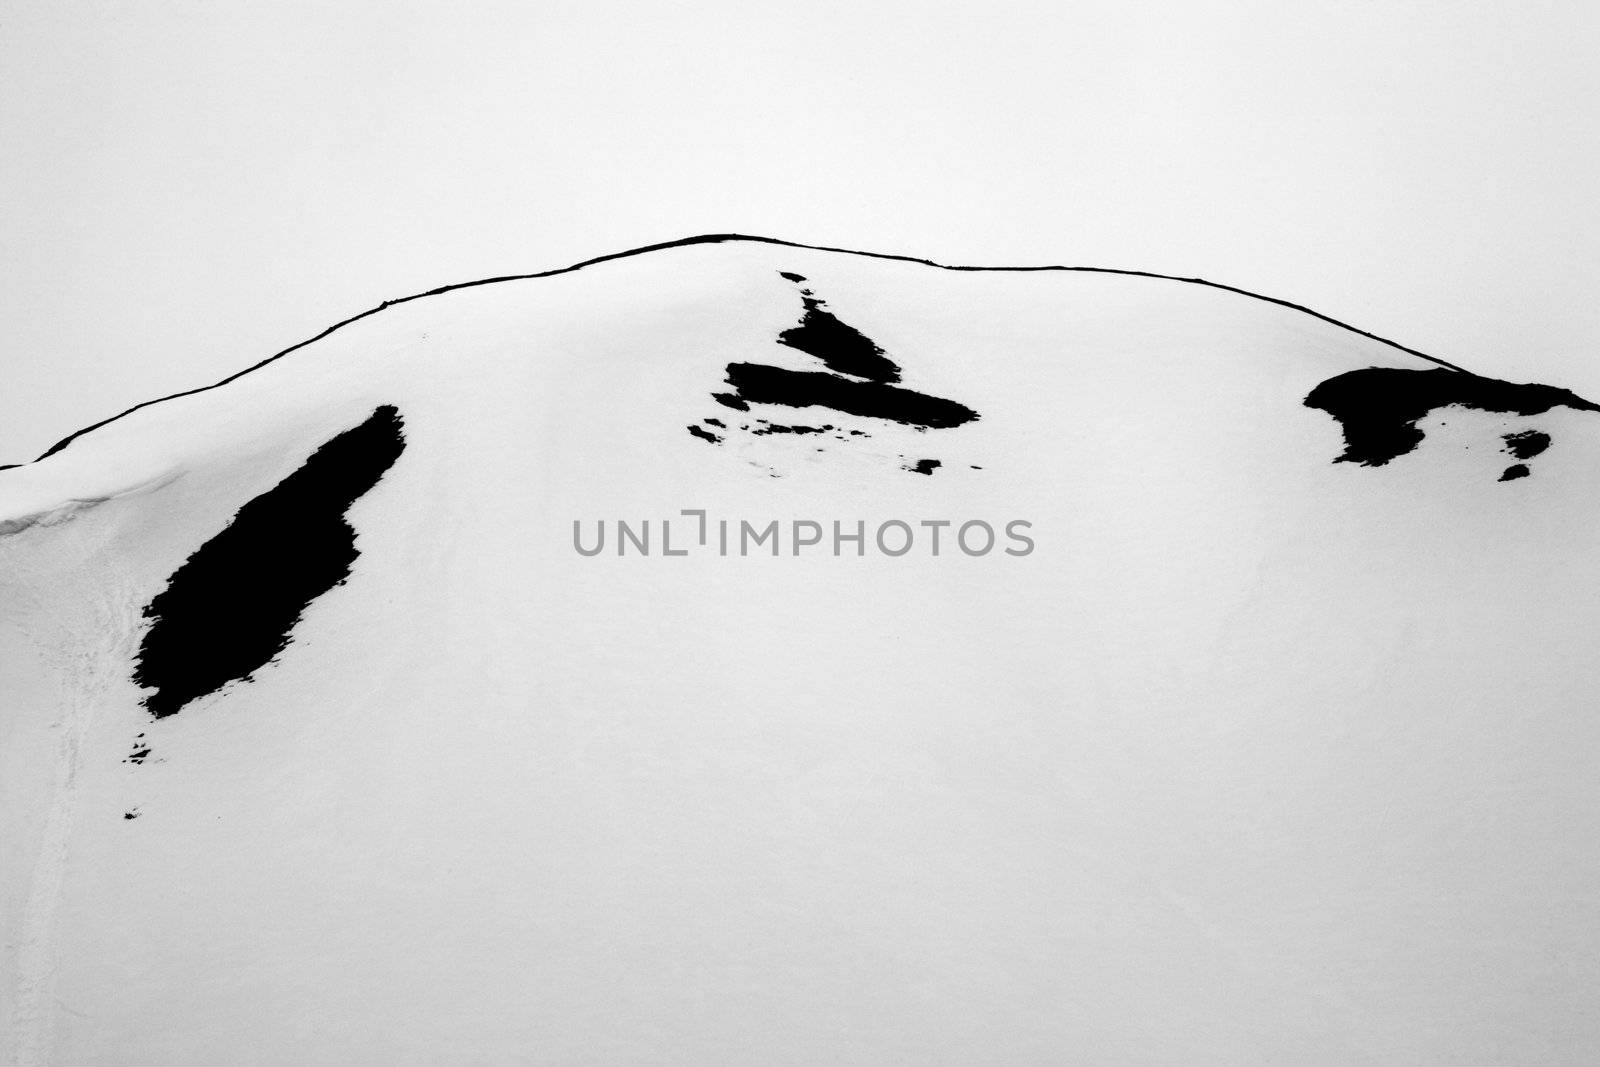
749;423;833;436
777;283;903;383
1500;464;1531;481
697;276;980;469
1304;368;1600;467
905;459;941;475
123;731;161;766
723;363;978;430
688;424;721;444
1502;429;1551;460
133;405;406;719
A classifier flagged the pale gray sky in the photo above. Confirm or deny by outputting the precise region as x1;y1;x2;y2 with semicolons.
3;0;1597;462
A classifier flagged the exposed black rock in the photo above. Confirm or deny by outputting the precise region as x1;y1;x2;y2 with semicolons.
749;423;834;436
1500;464;1531;481
777;284;903;383
723;363;979;430
905;459;941;475
1502;430;1551;460
1304;368;1600;467
122;732;159;766
134;406;406;718
687;424;721;443
691;274;979;469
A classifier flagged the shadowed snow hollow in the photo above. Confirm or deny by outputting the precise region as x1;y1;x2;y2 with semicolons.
3;236;1599;1065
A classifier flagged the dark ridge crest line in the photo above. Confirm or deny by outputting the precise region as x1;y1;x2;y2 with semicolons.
18;233;1468;466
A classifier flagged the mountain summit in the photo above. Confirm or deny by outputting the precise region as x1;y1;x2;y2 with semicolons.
4;236;1599;1064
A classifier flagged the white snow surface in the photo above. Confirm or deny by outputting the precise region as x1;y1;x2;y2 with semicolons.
3;238;1599;1064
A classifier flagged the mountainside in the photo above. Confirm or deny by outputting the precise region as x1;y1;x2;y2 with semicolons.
4;236;1599;1065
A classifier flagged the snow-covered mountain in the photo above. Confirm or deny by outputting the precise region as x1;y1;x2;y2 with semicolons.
4;235;1598;1065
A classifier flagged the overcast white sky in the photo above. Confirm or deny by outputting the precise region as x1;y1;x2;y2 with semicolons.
3;0;1597;463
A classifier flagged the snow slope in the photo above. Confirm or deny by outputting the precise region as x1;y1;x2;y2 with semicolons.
3;236;1599;1065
